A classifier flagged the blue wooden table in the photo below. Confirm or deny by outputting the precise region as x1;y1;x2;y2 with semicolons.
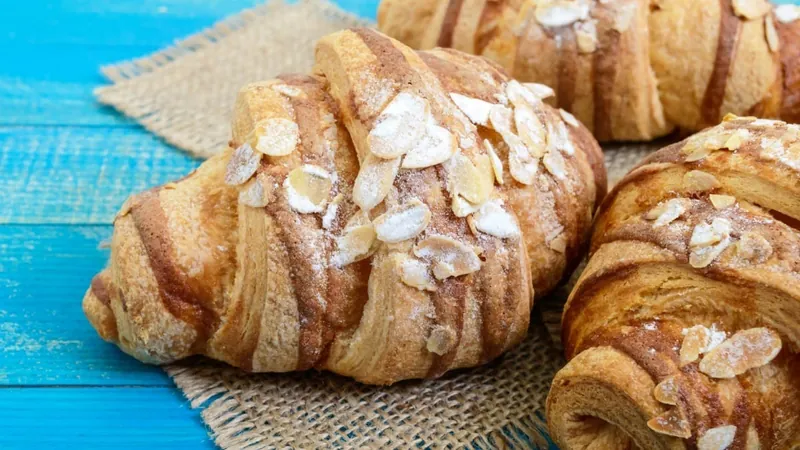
0;1;376;448
2;1;798;448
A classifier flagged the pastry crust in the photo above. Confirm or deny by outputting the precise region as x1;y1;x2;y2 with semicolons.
83;29;606;385
546;115;800;449
378;0;800;142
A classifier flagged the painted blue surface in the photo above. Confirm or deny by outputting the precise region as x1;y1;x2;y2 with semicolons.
0;1;378;448
1;0;797;448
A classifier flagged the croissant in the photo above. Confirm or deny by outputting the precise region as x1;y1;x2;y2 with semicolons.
546;115;800;448
377;0;800;142
82;28;606;385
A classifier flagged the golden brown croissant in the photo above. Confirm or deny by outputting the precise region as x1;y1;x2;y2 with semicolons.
546;115;800;448
82;28;606;385
378;0;800;142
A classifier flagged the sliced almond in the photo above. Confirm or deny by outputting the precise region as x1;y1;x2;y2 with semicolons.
373;199;432;243
698;425;737;450
575;20;598;53
710;194;736;210
699;328;782;379
515;105;547;158
484;139;504;185
353;154;401;211
450;93;494;126
331;212;377;267
775;4;800;23
401;119;457;169
508;136;540;185
255;118;300;156
548;120;576;155
414;235;482;280
690;238;732;268
488;104;514;135
469;200;521;239
238;173;274;207
745;423;760;450
736;231;773;263
225;142;262;186
646;198;689;227
680;325;712;367
683;170;721;193
271;84;305;98
446;152;494;205
559;109;580;127
654;376;680;406
690;218;732;248
724;129;750;150
683;140;715;162
284;164;333;214
535;0;589;27
368;92;429;159
398;256;436;292
732;0;771;20
321;194;343;230
506;79;539;108
647;409;691;439
427;325;457;355
523;83;555;101
765;15;780;53
543;148;568;179
548;232;568;253
451;195;482;218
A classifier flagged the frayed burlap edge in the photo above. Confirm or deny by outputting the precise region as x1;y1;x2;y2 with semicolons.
95;0;372;158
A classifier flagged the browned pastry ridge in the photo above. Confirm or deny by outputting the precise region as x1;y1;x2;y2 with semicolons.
546;115;800;449
82;28;606;385
378;0;800;142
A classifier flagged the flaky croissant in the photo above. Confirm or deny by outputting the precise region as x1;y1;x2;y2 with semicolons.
83;28;606;385
378;0;800;142
546;115;800;449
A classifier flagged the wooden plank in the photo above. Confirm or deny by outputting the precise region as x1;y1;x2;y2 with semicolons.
0;225;171;386
0;126;200;224
0;387;213;449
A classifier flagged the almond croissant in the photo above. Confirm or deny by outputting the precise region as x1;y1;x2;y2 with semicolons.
82;29;606;385
378;0;800;142
546;115;800;449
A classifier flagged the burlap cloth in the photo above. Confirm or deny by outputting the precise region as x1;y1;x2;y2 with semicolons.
95;1;666;447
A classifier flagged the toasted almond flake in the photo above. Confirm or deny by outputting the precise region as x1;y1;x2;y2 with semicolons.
684;170;721;192
506;79;539;107
723;113;741;122
724;129;750;150
745;423;760;450
775;4;800;23
765;15;780;53
331;212;377;267
427;325;457;355
654;376;680;405
543;148;568;179
488;104;514;135
732;0;771;19
710;194;736;210
225;142;262;185
321;194;343;230
238;173;273;207
690;238;732;268
548;232;568;253
736;231;773;263
699;328;782;379
535;0;589;27
353;154;401;211
450;93;494;126
683;140;715;162
681;325;712;366
646;198;689;227
368;92;429;159
470;200;521;239
255;118;300;156
575;20;598;53
398;256;436;291
515;105;547;157
698;425;737;450
647;409;691;438
507;136;540;185
284;164;332;214
484;139;504;185
691;218;732;247
271;84;304;98
414;235;482;280
451;195;482;218
559;109;580;127
548;120;576;155
373;199;431;243
523;83;555;100
401;120;457;169
446;152;493;205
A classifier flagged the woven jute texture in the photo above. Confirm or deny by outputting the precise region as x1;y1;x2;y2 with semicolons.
95;1;672;448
